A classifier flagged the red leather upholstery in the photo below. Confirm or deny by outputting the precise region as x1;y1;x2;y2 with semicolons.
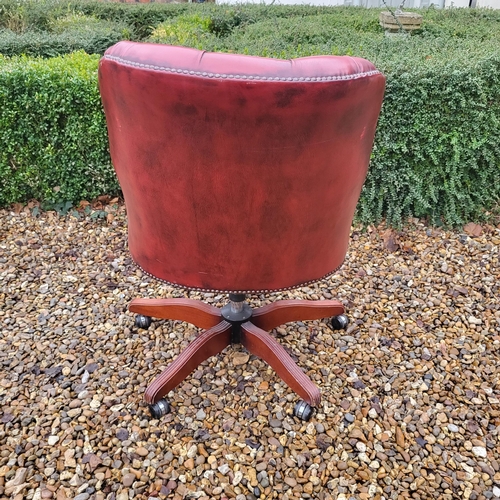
99;42;385;292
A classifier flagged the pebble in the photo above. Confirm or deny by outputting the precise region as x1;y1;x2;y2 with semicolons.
122;473;135;487
233;471;243;486
116;429;129;441
232;353;250;366
74;495;90;500
356;442;367;453
47;436;59;446
0;206;498;500
218;464;230;475
472;446;487;458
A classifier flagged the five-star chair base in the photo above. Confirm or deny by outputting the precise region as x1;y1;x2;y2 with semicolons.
129;295;348;421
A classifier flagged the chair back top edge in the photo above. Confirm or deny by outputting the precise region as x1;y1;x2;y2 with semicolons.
101;41;382;83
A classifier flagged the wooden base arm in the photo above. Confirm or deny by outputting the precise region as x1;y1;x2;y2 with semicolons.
144;320;231;404
251;299;344;331
240;321;321;406
129;298;221;329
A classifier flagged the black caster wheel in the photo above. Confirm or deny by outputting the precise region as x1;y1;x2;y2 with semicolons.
331;314;349;331
293;400;313;421
149;399;170;419
135;314;152;329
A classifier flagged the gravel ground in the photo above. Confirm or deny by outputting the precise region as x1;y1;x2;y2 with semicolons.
0;202;499;500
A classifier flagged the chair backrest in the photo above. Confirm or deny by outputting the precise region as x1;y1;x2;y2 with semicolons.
99;42;385;293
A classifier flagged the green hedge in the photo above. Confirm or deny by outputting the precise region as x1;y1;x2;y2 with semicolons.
0;3;499;225
0;25;128;57
0;1;352;56
0;52;118;204
0;10;130;56
0;0;188;50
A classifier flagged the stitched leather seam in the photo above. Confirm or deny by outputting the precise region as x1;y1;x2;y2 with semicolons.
102;54;381;82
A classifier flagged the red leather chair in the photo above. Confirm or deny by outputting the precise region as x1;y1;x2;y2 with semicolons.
99;41;385;421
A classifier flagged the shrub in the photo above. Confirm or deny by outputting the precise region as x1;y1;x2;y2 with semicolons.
0;1;391;45
0;0;189;40
0;52;117;205
49;12;121;35
362;57;500;226
0;10;130;56
149;13;215;48
79;2;189;41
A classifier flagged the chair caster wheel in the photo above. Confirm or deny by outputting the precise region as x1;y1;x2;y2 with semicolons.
149;399;170;419
135;314;152;329
331;314;349;330
293;400;313;421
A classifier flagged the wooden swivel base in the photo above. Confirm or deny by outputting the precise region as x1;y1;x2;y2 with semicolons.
129;295;346;419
